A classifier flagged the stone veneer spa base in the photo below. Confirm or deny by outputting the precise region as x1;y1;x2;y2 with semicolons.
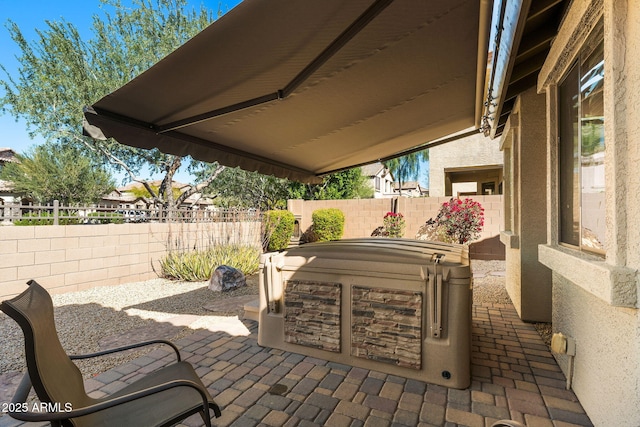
284;280;341;352
351;286;422;369
259;238;472;389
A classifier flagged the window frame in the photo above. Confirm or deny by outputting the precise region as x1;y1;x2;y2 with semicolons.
557;19;605;256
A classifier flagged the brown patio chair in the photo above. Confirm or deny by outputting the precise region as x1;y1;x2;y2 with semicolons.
0;280;221;427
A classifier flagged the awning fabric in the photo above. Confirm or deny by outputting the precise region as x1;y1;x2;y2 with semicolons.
84;0;490;183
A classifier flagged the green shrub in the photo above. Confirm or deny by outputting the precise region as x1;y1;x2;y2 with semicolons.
383;212;405;238
159;244;261;281
14;212;79;226
262;210;295;251
419;198;484;244
311;208;345;241
87;212;124;224
14;212;53;226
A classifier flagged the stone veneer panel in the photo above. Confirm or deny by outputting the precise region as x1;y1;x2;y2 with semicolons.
351;286;422;369
284;280;341;352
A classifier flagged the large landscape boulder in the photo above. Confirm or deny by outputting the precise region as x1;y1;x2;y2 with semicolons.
209;265;246;292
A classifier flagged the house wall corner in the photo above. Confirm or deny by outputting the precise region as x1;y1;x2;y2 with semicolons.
500;86;552;322
537;0;640;425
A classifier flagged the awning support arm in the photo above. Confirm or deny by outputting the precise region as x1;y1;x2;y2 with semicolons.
280;0;394;99
156;0;395;134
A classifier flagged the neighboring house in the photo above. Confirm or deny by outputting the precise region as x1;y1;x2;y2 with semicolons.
100;189;148;210
0;147;17;166
361;162;395;198
483;1;640;425
180;191;216;210
428;131;503;197
0;179;17;203
0;148;23;205
393;181;427;197
101;180;215;210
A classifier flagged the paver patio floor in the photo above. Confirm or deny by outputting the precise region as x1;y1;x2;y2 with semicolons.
0;298;592;427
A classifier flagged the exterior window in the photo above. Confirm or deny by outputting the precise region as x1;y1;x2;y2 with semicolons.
375;176;381;191
558;20;605;253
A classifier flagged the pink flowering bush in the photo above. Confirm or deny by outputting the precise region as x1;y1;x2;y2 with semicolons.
419;198;484;244
383;211;406;238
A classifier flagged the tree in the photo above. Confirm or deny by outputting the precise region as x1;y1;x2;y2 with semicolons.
203;167;290;211
288;168;374;200
201;166;373;209
384;150;429;196
0;0;226;210
129;183;182;201
0;142;115;204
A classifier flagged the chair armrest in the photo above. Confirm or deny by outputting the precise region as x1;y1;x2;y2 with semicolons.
10;373;33;407
8;378;215;426
69;339;181;362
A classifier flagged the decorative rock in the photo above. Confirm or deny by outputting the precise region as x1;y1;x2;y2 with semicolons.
370;226;388;237
209;265;246;292
415;218;437;240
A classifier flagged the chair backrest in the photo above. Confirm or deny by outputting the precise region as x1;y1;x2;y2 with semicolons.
1;280;91;412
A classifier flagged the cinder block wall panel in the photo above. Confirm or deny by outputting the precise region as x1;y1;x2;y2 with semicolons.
289;196;503;242
0;221;262;299
1;201;501;299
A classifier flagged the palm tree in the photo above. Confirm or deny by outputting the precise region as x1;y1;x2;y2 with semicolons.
384;150;429;196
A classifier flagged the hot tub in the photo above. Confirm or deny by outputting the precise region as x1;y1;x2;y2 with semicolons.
258;238;472;388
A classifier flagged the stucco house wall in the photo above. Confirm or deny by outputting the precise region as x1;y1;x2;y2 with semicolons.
428;131;503;197
361;163;395;199
531;1;640;425
500;87;552;323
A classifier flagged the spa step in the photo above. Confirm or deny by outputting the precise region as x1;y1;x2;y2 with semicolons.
243;299;259;322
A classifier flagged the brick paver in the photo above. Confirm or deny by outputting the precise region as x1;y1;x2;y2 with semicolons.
0;301;593;427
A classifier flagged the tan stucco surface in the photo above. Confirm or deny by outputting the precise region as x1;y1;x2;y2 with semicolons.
536;0;640;425
552;273;639;426
500;87;552;322
429;132;503;197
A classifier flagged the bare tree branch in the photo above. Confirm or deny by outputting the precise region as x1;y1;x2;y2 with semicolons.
176;164;225;206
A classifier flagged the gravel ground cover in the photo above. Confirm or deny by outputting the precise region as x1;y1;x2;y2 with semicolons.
0;277;259;379
0;260;551;381
470;260;511;305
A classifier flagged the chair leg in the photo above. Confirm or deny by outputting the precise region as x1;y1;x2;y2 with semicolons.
199;409;212;427
210;402;221;418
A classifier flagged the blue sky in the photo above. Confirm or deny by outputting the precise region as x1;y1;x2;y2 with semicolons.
0;0;99;154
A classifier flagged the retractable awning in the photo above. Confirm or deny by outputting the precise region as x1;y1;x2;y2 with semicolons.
84;0;492;183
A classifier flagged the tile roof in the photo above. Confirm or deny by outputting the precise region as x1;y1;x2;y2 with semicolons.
0;148;18;163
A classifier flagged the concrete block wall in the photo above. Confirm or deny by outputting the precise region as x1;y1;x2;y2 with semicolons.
0;196;503;299
288;198;396;240
289;195;503;242
0;221;262;299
